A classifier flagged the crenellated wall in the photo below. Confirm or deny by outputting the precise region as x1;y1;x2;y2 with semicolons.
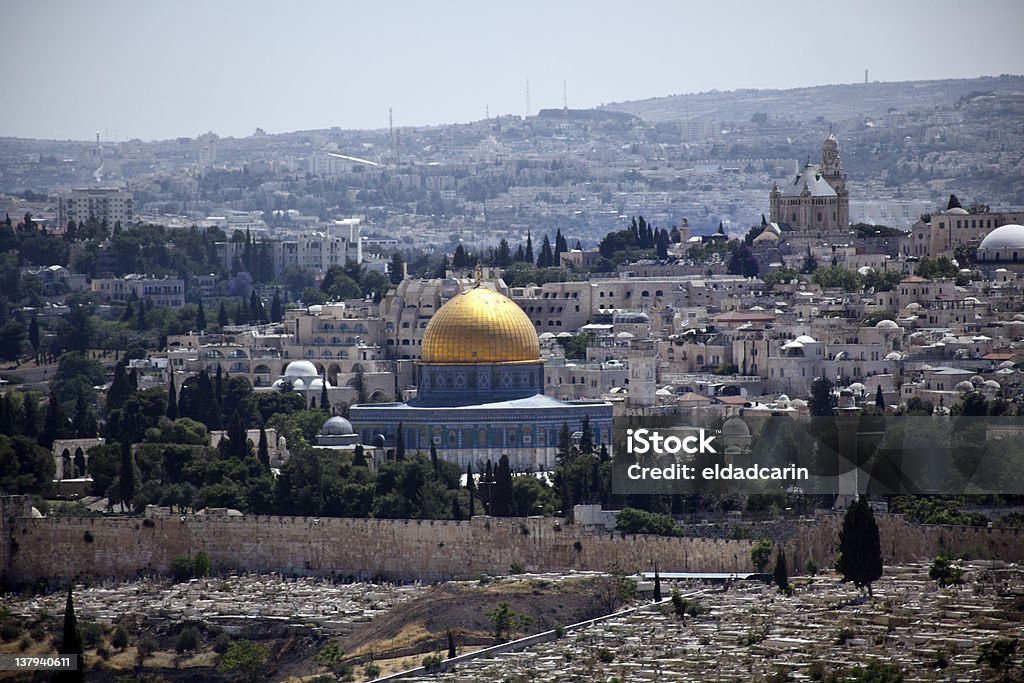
2;496;1022;586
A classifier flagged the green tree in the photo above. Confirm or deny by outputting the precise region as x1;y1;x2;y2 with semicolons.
313;642;352;679
270;290;283;323
55;586;84;683
196;300;207;330
0;434;55;494
875;384;885;409
491;454;515;517
976;638;1019;679
42;389;69;448
0;320;26;361
836;497;883;596
750;538;773;572
486;601;531;641
389;251;406;285
395;422;405;460
773;549;789;593
218;301;229;328
809;376;834;417
947;193;962;210
167;375;179;420
117;441;137;513
218;640;269;683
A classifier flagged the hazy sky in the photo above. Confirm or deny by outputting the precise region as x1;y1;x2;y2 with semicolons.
4;0;1023;141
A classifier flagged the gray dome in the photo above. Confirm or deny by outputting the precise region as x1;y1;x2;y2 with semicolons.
321;416;353;436
979;224;1024;250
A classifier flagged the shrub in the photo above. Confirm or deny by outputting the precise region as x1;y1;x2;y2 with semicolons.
96;645;111;660
615;507;683;536
597;648;615;663
170;555;195;583
111;625;129;649
0;622;21;642
81;621;105;648
835;626;855;645
193;551;210;578
137;635;158;659
176;626;199;653
18;636;30;652
804;558;819;576
213;632;231;654
422;654;442;671
364;663;381;678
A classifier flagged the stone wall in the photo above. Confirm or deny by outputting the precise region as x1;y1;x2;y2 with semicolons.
2;496;1023;585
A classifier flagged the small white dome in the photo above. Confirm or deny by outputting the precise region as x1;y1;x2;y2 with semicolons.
291;378;306;390
285;360;319;377
777;394;790;402
794;334;817;344
946;207;969;215
955;380;975;392
905;302;921;310
884;351;903;361
983;380;1001;389
875;319;899;330
998;360;1016;369
849;382;867;392
970;375;985;385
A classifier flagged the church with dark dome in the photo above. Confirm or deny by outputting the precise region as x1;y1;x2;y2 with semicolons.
349;279;613;470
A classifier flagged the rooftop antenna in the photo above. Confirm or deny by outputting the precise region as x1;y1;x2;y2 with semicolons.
389;107;394;162
525;78;531;118
563;80;568;110
864;69;868;84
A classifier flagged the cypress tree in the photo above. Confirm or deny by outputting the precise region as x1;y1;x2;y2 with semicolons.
56;585;84;683
554;228;567;263
127;368;138;393
430;441;439;471
773;549;789;593
218;301;229;328
135;300;147;330
447;630;456;659
206;398;223;431
166;374;178;420
107;360;130;410
270;290;283;323
875;384;885;409
466;463;476;517
29;315;39;358
653;564;662;602
258;423;270;469
0;393;13;435
557;421;571;462
353;444;367;467
42;389;67;448
320;375;329;412
73;391;97;438
837;497;883;596
215;366;223;405
121;301;134;323
538;235;553;268
492;454;514;517
395;423;405;460
525;231;534;264
196;300;207;330
451;496;462;521
22;392;39;439
579;415;593;454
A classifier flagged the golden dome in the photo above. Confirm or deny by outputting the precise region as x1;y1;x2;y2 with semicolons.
421;286;540;364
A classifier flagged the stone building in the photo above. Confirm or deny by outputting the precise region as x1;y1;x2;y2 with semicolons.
769;134;849;232
350;274;613;470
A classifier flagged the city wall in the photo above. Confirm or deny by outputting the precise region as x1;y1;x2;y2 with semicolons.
2;496;1022;586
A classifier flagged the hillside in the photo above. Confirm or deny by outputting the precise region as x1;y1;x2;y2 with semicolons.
600;74;1024;123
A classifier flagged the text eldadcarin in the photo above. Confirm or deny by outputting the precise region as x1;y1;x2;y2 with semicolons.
624;428;809;483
